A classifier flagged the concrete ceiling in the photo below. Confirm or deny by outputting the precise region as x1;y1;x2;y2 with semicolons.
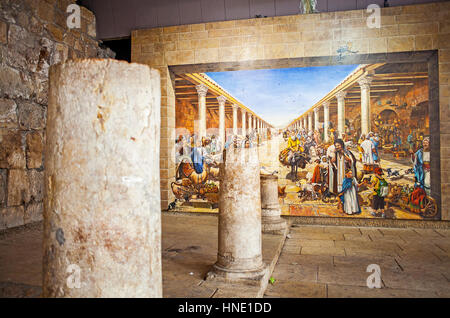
79;0;445;40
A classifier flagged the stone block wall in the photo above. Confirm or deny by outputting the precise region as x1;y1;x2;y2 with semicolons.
0;0;114;230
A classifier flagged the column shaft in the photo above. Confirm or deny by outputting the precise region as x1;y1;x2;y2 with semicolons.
217;95;226;147
314;108;319;131
232;105;238;136
308;113;313;133
196;84;208;139
210;146;267;279
336;91;347;138
44;59;162;297
242;111;246;136
323;102;330;143
358;77;372;135
261;174;286;234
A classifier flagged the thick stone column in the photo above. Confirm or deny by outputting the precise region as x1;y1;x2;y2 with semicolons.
260;174;286;234
196;84;208;139
44;59;162;297
249;114;253;133
308;113;313;133
336;91;347;138
303;117;307;130
241;110;246;136
358;77;372;135
232;104;238;136
314;107;319;131
217;95;226;147
323;101;330;143
209;146;267;281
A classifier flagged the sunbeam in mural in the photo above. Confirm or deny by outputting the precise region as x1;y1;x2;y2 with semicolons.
171;61;437;220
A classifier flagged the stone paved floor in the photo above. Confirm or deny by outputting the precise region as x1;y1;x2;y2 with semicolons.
265;224;450;297
0;214;286;298
1;215;449;298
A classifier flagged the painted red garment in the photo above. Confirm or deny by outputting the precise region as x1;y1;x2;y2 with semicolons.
311;164;321;184
410;187;426;206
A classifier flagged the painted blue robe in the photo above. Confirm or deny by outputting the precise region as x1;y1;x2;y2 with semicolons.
413;148;424;189
191;147;204;174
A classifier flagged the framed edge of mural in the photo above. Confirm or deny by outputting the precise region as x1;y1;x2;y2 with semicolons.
169;50;441;221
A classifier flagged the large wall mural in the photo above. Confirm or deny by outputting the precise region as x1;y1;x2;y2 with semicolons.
170;61;439;220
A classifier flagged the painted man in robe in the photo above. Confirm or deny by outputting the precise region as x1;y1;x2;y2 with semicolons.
191;137;207;174
370;133;380;163
360;133;375;173
412;136;431;195
329;139;357;194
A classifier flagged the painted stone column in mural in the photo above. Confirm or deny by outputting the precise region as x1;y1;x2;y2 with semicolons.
260;174;286;234
217;95;227;147
43;59;162;297
249;114;253;133
242;110;246;136
358;77;373;136
314;107;319;131
336;91;347;138
323;101;330;143
308;113;313;133
209;146;268;281
303;117;307;131
232;104;238;136
196;84;208;139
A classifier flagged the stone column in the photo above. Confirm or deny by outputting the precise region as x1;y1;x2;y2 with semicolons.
303;117;307;130
323;101;330;143
249;114;253;133
336;91;347;138
308;113;313;133
43;59;162;297
358;76;372;136
314;107;319;131
241;110;246;136
232;104;238;136
209;146;267;281
217;95;226;147
196;84;208;139
260;174;286;234
253;116;256;134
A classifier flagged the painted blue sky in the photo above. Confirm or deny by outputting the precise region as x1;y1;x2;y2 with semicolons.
206;65;359;128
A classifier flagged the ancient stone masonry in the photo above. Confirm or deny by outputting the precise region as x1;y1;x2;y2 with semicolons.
208;146;268;282
0;0;114;230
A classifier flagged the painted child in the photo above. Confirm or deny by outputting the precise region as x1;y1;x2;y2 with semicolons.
370;167;389;218
338;170;363;215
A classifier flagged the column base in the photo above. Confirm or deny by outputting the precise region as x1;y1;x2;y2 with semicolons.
206;262;269;287
262;217;287;235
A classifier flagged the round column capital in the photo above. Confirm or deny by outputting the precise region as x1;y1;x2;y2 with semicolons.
357;76;373;89
335;90;347;100
217;95;227;105
195;84;208;97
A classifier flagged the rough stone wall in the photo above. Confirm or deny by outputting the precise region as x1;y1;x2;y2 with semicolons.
132;2;450;216
0;0;115;230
